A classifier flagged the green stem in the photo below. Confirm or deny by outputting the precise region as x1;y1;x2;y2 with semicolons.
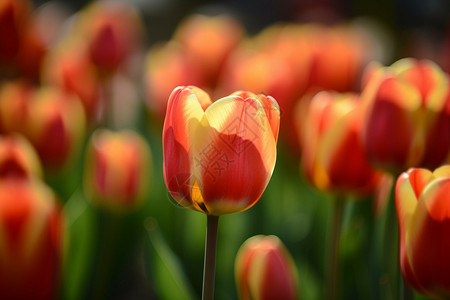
202;215;219;300
382;180;400;300
328;196;345;300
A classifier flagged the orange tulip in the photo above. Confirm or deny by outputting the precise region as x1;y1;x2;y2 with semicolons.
143;41;206;121
301;91;381;196
0;178;63;300
174;14;244;87
396;166;450;298
361;58;450;174
83;129;152;213
0;134;42;179
163;86;279;215
235;235;299;300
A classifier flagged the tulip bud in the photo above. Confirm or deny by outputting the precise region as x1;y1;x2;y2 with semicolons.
83;129;152;213
0;134;42;179
41;42;101;122
163;86;280;215
396;165;450;298
0;179;63;300
361;58;450;174
235;235;299;300
77;1;143;74
301;91;381;196
26;86;86;169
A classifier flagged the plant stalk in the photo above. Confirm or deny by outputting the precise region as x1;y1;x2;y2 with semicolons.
202;215;219;300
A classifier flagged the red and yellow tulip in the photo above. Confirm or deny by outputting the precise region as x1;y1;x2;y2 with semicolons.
76;1;143;74
27;87;86;169
235;235;299;300
163;86;279;215
396;166;450;298
0;178;63;300
83;129;152;213
301;91;381;196
361;58;450;174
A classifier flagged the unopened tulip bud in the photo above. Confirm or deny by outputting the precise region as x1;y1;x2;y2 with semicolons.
235;235;299;300
0;179;63;300
77;1;143;74
26;86;86;169
83;129;152;213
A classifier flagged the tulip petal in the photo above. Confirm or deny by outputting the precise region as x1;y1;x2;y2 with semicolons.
407;178;450;297
395;169;432;293
163;86;210;211
192;96;277;215
362;77;421;171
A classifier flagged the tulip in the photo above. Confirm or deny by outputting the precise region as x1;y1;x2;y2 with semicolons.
163;86;280;216
77;1;143;74
361;58;450;174
26;86;86;169
396;165;450;298
83;129;152;213
41;42;101;122
301;91;381;196
0;178;63;300
174;14;244;87
0;134;42;179
235;235;299;300
143;41;205;121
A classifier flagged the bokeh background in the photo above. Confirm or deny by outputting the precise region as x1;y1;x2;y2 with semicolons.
1;0;450;299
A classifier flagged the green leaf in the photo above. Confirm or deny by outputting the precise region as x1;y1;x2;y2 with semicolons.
145;218;197;300
62;189;96;300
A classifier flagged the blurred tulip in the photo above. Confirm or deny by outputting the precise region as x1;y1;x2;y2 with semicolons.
396;165;450;298
307;25;368;92
361;58;450;174
41;42;101;122
0;178;63;300
235;235;299;300
26;86;86;169
144;41;206;121
77;1;143;74
0;134;42;179
83;129;152;213
301;91;381;196
163;86;279;216
0;80;33;134
0;0;30;63
174;14;244;87
14;22;47;81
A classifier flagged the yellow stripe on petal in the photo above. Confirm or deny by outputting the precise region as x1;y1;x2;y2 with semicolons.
396;171;424;232
204;95;277;175
433;165;450;179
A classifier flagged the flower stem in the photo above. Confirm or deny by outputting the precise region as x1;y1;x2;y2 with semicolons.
202;215;219;300
328;196;345;300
